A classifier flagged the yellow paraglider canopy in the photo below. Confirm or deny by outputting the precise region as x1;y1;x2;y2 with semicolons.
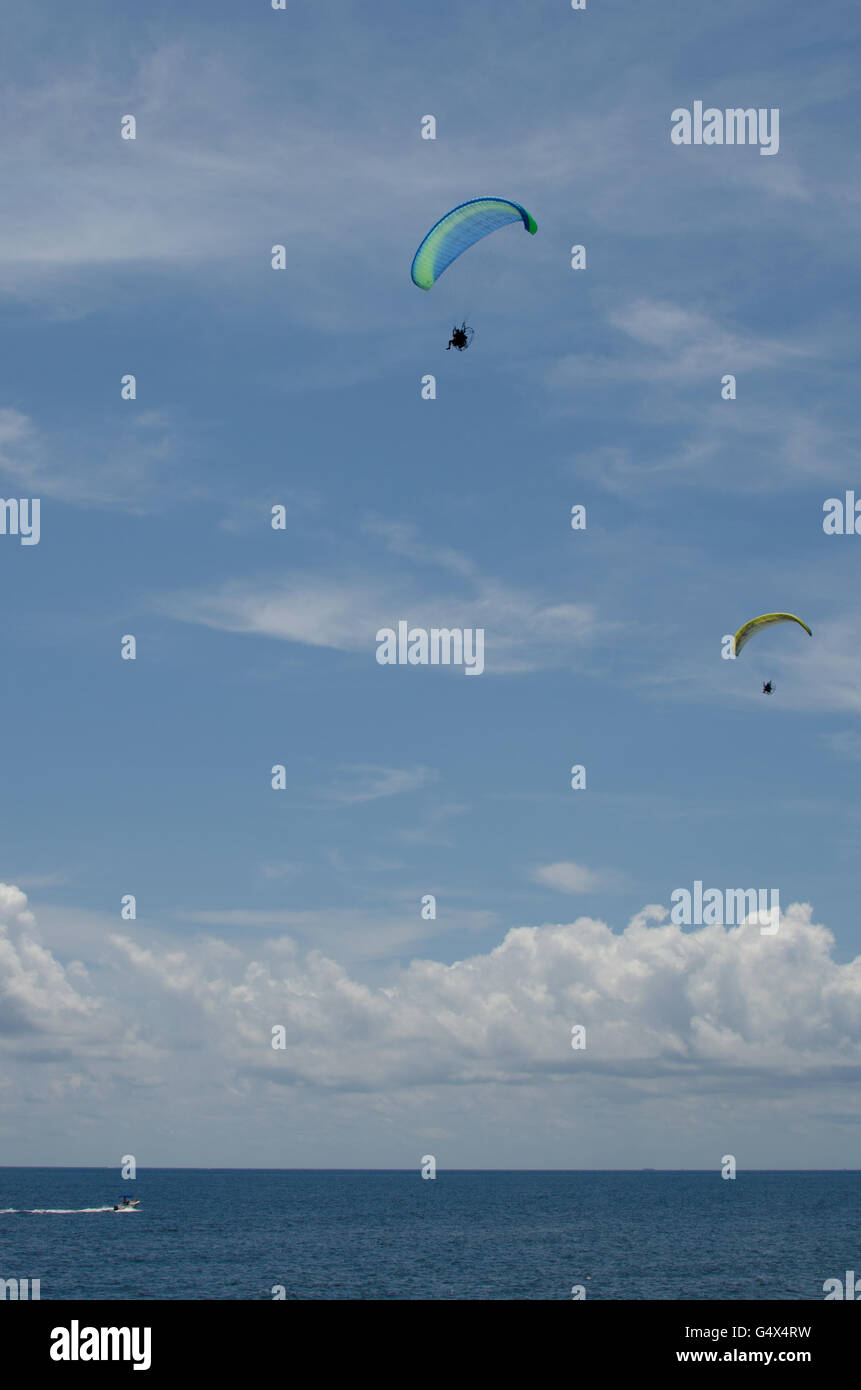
732;612;812;657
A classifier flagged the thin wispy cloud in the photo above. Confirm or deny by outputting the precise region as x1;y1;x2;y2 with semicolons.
0;406;189;508
319;764;439;806
398;802;470;847
157;562;602;675
362;518;479;580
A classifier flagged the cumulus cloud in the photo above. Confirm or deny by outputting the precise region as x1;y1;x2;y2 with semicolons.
103;897;861;1093
6;883;861;1161
0;884;98;1043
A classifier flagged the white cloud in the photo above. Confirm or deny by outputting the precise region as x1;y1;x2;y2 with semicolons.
398;801;470;847
320;764;439;806
545;297;858;495
260;862;301;882
102;898;861;1093
547;297;810;394
531;862;609;893
6;883;861;1163
609;298;809;378
17;881;858;1091
361;519;478;580
0;884;99;1043
169;903;493;965
563;398;856;495
0;406;186;508
157;563;601;675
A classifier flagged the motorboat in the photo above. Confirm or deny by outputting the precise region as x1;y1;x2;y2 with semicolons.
113;1197;140;1210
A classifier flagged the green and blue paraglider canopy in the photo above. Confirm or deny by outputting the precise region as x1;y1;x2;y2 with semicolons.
411;197;537;290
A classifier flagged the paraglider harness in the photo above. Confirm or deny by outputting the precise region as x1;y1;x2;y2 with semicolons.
447;322;473;351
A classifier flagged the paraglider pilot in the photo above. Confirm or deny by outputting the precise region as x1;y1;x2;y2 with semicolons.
447;322;472;351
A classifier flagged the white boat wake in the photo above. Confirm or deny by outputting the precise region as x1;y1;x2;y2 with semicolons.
0;1206;128;1214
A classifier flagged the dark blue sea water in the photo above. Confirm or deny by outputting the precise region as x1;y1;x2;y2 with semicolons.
0;1170;856;1300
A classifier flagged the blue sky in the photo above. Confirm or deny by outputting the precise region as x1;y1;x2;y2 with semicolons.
2;0;861;1169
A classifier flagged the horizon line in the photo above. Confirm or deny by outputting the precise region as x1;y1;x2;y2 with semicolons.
2;1166;859;1173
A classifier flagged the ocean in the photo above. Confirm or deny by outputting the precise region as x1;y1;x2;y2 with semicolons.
0;1169;855;1300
